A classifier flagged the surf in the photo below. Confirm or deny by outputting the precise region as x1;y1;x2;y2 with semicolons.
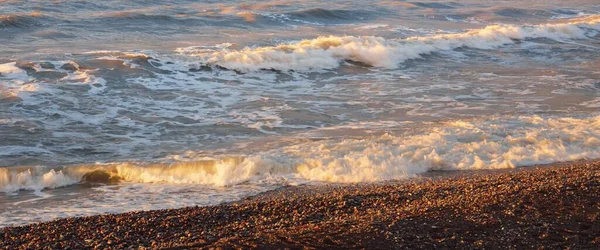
2;115;599;194
180;15;600;72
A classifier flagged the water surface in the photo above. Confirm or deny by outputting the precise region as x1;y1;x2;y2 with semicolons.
1;0;600;227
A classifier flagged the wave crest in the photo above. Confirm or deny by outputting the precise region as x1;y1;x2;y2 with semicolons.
2;115;599;193
0;13;42;29
183;15;600;72
0;167;79;193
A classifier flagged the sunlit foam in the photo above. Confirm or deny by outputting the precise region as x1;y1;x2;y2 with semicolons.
0;167;79;194
0;62;28;79
179;15;600;72
2;115;598;194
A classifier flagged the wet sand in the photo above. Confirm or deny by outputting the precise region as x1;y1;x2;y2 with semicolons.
1;160;599;249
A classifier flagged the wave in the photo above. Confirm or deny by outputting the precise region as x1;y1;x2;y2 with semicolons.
0;59;113;100
183;15;600;72
285;8;373;21
0;62;28;79
0;62;33;99
411;2;462;9
91;11;209;26
2;115;599;193
99;12;177;21
0;167;79;193
492;7;554;18
0;14;41;29
443;7;560;23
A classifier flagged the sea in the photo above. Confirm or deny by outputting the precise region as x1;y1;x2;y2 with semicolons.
1;0;599;227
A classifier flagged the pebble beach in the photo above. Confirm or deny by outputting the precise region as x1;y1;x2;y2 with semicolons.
2;160;598;249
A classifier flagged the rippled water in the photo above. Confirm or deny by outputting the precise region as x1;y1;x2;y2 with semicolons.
1;0;600;227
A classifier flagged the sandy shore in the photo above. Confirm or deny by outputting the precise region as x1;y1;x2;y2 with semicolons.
1;160;599;249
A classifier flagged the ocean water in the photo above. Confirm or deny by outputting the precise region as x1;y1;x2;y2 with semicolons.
1;0;600;227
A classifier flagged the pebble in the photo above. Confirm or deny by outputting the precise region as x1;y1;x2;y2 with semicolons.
0;160;599;249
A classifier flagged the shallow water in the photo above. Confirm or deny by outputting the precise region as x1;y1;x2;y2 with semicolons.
1;0;599;227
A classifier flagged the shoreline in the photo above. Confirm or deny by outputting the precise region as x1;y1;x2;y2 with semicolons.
1;160;599;249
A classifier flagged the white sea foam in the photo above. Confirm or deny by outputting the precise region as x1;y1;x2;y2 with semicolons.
0;167;79;194
0;62;37;98
180;15;600;72
2;115;598;194
0;60;109;100
0;62;28;79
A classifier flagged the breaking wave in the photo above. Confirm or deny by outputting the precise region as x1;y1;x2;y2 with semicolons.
2;115;599;193
183;15;600;72
0;167;79;194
